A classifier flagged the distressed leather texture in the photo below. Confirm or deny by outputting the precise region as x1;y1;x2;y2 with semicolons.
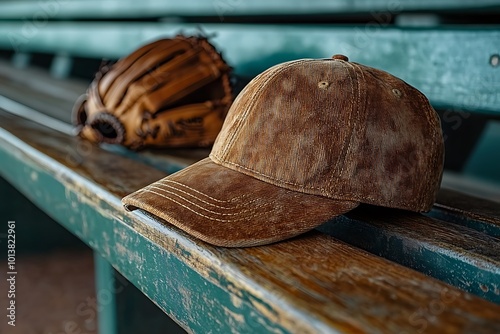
73;36;232;150
123;158;358;247
123;55;445;247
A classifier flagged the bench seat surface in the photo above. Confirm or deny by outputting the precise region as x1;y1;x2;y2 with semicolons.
1;97;499;333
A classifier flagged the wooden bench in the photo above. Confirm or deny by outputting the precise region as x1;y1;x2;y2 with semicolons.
0;1;499;333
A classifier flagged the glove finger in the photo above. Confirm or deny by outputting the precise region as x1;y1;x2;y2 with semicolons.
78;79;111;127
133;102;225;148
72;89;112;144
71;93;88;131
98;38;175;95
72;88;108;144
80;125;100;143
120;58;225;118
102;38;191;110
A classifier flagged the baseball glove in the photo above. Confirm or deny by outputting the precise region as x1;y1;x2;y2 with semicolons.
72;35;232;150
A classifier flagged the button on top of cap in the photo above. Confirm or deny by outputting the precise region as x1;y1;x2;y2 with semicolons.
332;54;349;61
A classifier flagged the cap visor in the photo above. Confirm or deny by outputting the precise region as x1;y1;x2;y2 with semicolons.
122;158;358;247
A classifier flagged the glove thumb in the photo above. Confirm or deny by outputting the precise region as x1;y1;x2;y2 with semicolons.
84;112;125;145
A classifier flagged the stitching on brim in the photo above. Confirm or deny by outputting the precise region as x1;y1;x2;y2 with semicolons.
210;153;409;208
142;189;273;222
158;179;250;203
147;186;268;215
151;182;261;209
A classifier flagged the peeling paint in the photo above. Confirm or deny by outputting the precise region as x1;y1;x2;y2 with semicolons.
230;293;243;308
221;305;245;332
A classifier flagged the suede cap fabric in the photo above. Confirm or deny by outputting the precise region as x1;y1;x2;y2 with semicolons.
122;55;444;247
123;158;358;247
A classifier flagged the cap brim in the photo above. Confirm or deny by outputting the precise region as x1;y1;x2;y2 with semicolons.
122;158;358;247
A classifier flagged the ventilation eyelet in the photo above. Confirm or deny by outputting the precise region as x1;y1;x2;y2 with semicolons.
318;81;330;89
392;88;402;98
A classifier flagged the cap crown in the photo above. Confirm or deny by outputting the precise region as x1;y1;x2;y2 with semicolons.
211;58;444;211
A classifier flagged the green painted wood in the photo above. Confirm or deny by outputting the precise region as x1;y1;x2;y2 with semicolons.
463;121;500;183
0;117;289;333
0;0;499;19
0;176;87;254
429;188;500;238
94;252;118;334
95;258;187;334
429;205;500;238
318;206;500;304
0;23;499;114
2;112;500;333
112;271;187;334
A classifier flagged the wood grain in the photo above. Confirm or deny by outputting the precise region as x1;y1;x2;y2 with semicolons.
320;205;500;304
430;188;500;237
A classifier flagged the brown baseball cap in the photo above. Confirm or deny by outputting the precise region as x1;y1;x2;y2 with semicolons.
122;55;444;247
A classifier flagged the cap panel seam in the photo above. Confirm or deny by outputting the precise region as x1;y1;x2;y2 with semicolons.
219;59;310;160
334;61;362;180
416;91;442;207
211;153;326;190
212;152;415;208
218;59;358;196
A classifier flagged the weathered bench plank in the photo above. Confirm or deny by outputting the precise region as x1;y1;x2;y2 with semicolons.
1;111;500;333
430;189;500;238
0;60;212;172
0;61;84;123
0;0;499;19
0;24;499;113
320;206;500;304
